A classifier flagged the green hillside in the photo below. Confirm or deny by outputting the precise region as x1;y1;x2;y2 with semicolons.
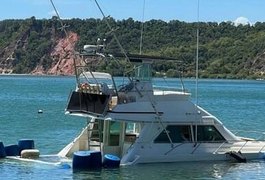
0;16;264;79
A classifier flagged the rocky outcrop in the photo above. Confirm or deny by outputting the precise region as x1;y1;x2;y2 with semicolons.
243;50;265;77
248;52;265;76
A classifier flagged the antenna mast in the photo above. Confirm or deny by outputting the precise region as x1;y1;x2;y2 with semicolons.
139;0;146;55
49;0;79;82
195;0;200;106
94;0;131;66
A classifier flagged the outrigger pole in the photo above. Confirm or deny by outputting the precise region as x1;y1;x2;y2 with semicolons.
194;0;200;144
49;0;79;84
94;0;132;68
195;0;200;107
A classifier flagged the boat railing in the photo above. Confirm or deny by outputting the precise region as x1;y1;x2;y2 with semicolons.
153;85;187;93
233;139;265;153
213;137;265;155
232;130;265;141
212;141;228;154
259;144;265;153
212;140;248;155
212;140;247;154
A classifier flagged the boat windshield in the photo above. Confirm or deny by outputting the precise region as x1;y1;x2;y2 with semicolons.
79;71;114;89
133;63;152;82
80;71;111;82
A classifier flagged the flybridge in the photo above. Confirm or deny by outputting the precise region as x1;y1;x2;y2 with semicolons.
80;44;180;63
108;53;180;63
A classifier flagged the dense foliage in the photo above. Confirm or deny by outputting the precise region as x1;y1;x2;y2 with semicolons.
0;16;265;79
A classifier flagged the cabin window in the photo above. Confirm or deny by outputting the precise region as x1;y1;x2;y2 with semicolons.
124;123;140;143
154;125;191;143
126;123;141;134
194;125;225;142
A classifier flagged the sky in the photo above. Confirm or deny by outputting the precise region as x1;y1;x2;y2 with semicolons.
1;0;265;25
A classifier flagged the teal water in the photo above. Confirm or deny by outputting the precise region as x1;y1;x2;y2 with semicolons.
0;75;265;179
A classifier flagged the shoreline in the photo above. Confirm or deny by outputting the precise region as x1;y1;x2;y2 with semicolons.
0;73;263;81
0;73;75;77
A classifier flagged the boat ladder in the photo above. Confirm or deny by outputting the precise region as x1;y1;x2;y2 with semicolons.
87;118;102;151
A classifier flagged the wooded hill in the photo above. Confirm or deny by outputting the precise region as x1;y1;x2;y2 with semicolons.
0;16;265;79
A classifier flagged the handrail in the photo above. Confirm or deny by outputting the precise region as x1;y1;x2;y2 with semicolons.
257;133;265;140
259;144;265;153
238;140;249;152
162;139;265;156
232;130;265;140
164;143;184;155
213;141;228;154
191;143;201;154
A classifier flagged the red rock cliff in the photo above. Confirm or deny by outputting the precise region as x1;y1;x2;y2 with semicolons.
31;32;79;75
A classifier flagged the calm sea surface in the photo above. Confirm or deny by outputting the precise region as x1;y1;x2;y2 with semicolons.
0;75;264;179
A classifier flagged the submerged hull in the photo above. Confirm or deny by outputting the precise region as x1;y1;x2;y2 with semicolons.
58;121;265;165
121;142;265;165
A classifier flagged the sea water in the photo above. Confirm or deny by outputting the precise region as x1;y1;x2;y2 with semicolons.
0;75;264;179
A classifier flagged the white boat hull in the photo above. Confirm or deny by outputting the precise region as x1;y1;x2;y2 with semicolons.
121;142;265;165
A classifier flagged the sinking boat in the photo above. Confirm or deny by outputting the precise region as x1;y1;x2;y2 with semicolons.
47;0;265;165
57;46;265;165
